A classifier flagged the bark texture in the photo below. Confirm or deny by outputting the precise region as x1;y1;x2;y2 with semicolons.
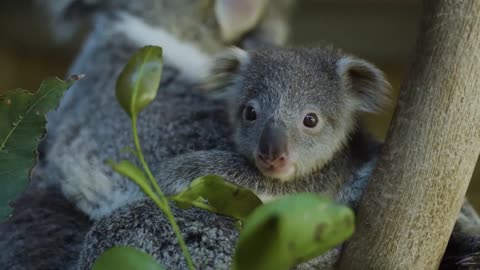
338;0;480;269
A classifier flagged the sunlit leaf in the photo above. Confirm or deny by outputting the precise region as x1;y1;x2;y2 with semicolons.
92;246;164;270
171;175;262;221
232;193;355;270
116;46;163;118
0;77;76;220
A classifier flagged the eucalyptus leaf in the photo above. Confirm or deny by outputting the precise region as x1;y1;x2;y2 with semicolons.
0;77;76;220
108;160;151;192
171;175;262;221
116;46;163;118
232;193;355;270
92;246;164;270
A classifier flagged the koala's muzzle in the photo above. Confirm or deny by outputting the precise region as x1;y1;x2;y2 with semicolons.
256;123;290;174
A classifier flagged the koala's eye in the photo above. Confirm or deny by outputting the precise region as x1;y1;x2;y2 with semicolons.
303;113;318;128
244;105;257;121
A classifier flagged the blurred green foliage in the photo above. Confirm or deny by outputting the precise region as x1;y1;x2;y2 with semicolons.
0;78;75;219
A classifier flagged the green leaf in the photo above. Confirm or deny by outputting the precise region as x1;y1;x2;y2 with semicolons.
0;77;76;220
232;193;355;270
116;46;163;118
92;246;165;270
108;160;152;193
170;175;262;221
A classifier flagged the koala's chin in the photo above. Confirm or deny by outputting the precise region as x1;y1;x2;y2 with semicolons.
256;160;297;182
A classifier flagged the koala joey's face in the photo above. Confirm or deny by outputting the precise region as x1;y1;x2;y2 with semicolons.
207;47;389;181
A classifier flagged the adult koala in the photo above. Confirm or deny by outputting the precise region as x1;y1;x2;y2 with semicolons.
0;0;294;269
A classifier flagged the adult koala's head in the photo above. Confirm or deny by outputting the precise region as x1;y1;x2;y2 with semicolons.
38;0;295;52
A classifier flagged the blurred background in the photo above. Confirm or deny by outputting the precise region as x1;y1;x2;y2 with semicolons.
0;0;478;209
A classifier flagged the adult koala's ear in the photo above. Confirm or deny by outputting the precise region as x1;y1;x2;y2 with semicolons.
202;47;250;100
36;0;99;43
337;57;391;113
215;0;269;43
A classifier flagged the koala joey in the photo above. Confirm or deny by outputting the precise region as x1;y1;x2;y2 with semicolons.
76;47;480;269
152;47;388;202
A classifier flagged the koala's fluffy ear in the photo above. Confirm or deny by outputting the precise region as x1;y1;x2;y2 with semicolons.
36;0;99;43
203;47;250;99
337;57;391;112
215;0;269;43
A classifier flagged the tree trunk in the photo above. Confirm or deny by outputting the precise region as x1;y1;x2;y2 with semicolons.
338;1;480;269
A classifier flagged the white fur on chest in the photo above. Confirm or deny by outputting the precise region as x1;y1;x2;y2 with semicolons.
114;13;213;82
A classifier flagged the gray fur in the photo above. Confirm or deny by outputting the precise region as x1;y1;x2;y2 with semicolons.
1;1;293;269
0;186;91;270
441;200;480;269
37;0;294;52
78;199;342;270
33;0;295;221
75;46;388;269
78;201;238;270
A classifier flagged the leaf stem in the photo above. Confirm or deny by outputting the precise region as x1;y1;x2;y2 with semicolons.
131;117;165;201
131;117;195;270
162;205;196;270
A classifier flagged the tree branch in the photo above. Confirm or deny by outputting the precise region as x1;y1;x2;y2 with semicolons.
338;0;480;269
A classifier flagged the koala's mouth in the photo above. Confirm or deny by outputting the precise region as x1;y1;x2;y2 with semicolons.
255;158;296;181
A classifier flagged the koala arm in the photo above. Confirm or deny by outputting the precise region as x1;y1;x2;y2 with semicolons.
78;199;239;270
152;150;264;196
77;149;341;270
75;150;262;269
77;196;339;270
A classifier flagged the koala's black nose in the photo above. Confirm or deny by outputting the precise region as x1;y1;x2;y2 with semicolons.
257;123;289;164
